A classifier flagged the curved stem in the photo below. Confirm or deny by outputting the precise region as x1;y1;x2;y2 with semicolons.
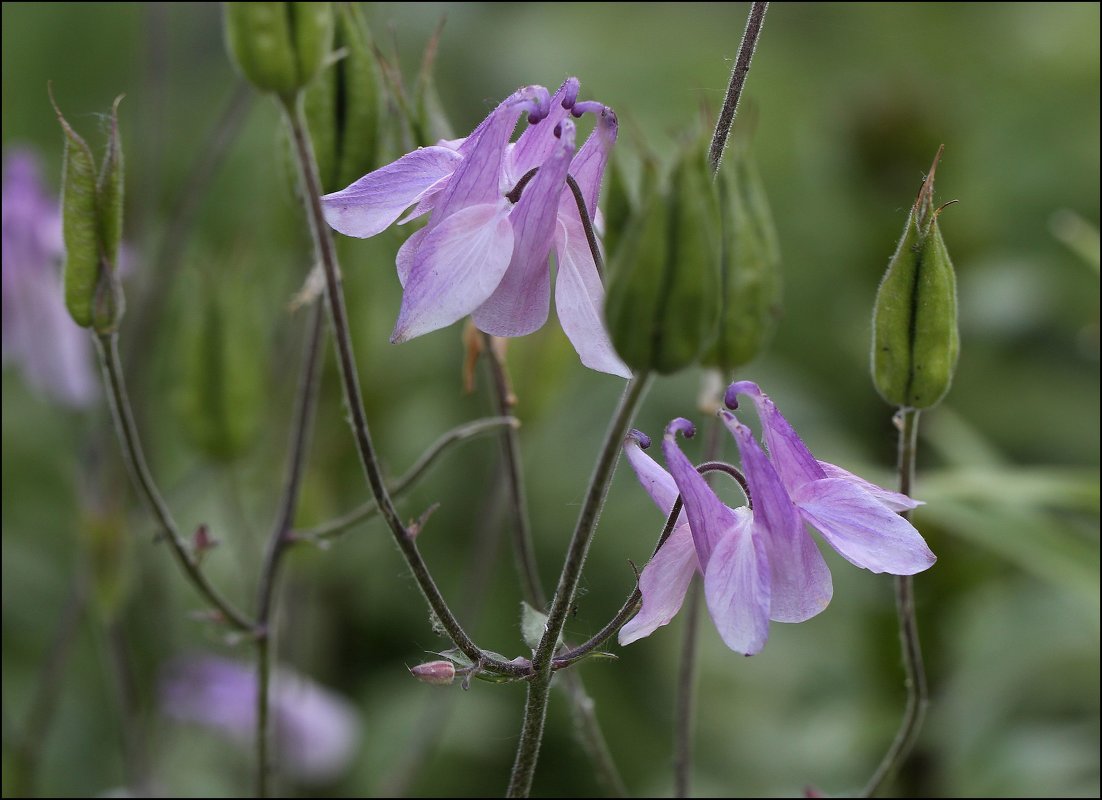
482;333;545;608
862;409;929;797
507;374;653;797
292;415;518;544
253;300;326;797
280;95;525;678
94;333;252;631
707;2;769;174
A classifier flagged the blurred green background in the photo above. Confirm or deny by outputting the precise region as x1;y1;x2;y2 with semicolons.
2;3;1098;797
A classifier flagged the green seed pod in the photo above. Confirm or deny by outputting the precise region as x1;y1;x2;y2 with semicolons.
304;1;381;192
871;147;959;409
701;150;781;372
601;155;631;259
178;271;264;461
223;2;333;99
605;145;721;374
52;91;126;333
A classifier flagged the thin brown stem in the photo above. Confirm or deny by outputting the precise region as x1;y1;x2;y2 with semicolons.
95;333;252;631
862;409;929;797
253;299;326;797
707;2;769;174
673;579;702;798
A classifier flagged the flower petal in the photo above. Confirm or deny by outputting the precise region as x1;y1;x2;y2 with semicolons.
817;461;924;512
722;411;833;623
624;433;681;518
508;77;580;180
553;216;631;378
565;104;617;218
472;120;577;337
390;202;513;343
395;227;427;288
702;506;771;655
661;419;739;570
618;523;698;645
794;478;937;575
322;146;461;239
726;381;827;491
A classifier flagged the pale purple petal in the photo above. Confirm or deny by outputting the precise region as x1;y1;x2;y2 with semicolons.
553;216;631;378
722;411;833;623
726;380;827;492
794;478;937;575
662;418;738;570
322;146;461;238
565;104;617;218
818;461;924;512
433;86;549;222
508;77;579;180
624;431;682;518
472;120;576;337
391;202;514;343
395;227;427;288
618;523;699;645
702;506;771;655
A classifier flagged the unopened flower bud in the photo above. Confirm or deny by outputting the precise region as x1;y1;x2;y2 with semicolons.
51;91;126;333
701;147;781;372
224;2;334;100
409;660;455;686
605;142;721;374
871;147;959;409
304;2;381;192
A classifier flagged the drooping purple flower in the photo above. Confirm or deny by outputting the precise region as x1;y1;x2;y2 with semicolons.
619;384;935;655
724;380;935;574
322;78;630;378
2;149;97;407
160;655;361;784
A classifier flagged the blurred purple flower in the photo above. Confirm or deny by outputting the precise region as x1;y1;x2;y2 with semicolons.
161;655;361;784
619;383;935;655
323;78;629;377
2;149;97;407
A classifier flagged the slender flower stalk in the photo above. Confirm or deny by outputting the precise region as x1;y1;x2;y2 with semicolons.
862;409;929;797
95;333;252;631
507;373;652;797
293;416;519;544
708;2;769;174
254;300;326;798
280;93;526;678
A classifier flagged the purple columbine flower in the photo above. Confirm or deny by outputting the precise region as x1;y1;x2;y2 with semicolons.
160;655;362;783
2;149;97;407
619;384;935;655
322;78;630;378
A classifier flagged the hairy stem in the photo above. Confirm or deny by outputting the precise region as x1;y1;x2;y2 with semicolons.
507;374;653;797
862;409;929;797
254;300;326;797
280;95;525;678
707;2;769;174
95;333;252;630
292;416;519;544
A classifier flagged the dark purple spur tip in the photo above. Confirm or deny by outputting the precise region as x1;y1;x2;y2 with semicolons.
724;385;740;410
528;112;542;125
560;77;580;109
665;418;696;439
626;429;652;449
553;122;562;138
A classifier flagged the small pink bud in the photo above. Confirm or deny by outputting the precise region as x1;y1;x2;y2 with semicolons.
409;660;455;686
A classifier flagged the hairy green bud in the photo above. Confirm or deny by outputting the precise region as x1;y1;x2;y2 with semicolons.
871;147;960;409
605;144;721;374
52;91;126;333
223;2;333;99
701;149;781;372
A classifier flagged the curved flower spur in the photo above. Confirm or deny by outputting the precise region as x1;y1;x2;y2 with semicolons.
322;78;629;377
619;382;935;655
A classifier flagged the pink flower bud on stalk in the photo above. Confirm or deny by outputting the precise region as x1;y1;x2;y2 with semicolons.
409;660;456;686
